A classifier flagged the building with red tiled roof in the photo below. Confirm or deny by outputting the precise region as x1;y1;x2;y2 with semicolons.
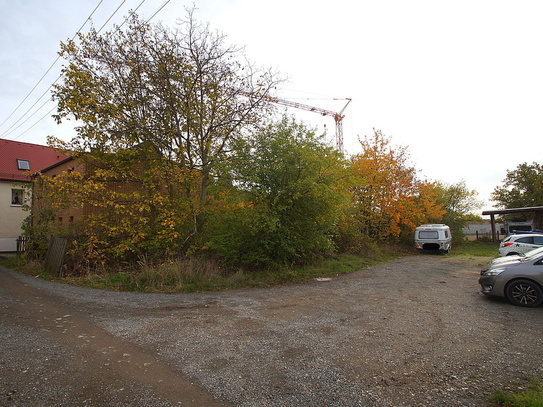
0;139;71;252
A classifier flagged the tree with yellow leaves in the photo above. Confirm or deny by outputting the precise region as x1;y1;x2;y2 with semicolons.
37;9;281;266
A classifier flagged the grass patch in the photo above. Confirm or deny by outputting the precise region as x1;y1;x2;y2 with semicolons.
0;256;58;280
0;255;28;271
450;240;499;260
2;245;403;293
62;248;401;293
2;240;494;293
492;377;543;407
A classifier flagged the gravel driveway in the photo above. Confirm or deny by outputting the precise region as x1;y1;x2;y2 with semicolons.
2;255;543;406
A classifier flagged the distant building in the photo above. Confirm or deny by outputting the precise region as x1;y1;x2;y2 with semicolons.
0;139;70;252
463;221;503;240
31;149;158;239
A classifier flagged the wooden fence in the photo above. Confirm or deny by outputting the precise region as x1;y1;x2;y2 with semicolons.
16;236;28;256
16;235;68;277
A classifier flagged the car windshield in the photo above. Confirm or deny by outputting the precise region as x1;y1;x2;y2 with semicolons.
521;247;543;261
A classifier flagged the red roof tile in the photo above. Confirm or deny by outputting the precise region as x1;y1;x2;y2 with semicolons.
0;139;71;182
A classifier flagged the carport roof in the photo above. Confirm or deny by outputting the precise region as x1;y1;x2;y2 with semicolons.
482;206;543;216
483;206;543;242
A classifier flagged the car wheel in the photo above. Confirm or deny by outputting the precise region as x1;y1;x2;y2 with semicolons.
506;279;543;307
506;252;519;256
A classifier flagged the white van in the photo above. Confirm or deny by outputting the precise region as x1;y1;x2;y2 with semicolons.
415;224;452;253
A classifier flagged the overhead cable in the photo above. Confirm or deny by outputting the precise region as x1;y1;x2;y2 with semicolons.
0;0;105;136
5;0;172;142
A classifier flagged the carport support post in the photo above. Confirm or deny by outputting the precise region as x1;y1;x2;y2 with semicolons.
489;214;497;242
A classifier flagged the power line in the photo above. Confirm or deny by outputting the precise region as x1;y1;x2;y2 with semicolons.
4;0;170;142
0;0;105;136
146;0;171;23
1;91;57;139
118;0;146;30
97;0;127;33
15;106;58;140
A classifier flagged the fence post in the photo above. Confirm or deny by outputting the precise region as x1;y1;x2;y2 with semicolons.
44;236;68;277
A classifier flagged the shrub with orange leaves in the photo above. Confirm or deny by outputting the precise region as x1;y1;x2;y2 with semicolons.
349;130;445;241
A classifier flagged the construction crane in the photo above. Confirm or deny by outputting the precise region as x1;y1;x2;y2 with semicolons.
267;96;352;153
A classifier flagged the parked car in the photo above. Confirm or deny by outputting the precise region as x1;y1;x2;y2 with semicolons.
488;246;543;268
479;251;543;307
498;233;543;256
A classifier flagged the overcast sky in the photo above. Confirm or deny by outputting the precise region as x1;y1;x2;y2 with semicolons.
1;0;542;211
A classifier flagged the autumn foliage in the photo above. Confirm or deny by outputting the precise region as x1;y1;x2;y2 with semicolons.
349;130;445;241
26;12;459;274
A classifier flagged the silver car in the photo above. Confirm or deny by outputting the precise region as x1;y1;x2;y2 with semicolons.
479;251;543;307
488;246;543;268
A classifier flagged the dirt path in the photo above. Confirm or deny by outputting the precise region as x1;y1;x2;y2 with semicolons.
0;265;230;407
1;255;543;406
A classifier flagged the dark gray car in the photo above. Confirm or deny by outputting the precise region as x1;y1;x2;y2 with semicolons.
479;252;543;307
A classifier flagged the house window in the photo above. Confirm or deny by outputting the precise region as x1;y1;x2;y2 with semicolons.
17;159;30;171
11;189;24;206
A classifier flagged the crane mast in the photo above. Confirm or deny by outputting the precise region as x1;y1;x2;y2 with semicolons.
267;96;351;152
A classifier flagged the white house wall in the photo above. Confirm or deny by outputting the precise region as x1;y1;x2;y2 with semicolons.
0;182;29;252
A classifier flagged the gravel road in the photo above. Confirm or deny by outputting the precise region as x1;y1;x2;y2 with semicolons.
2;255;543;407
